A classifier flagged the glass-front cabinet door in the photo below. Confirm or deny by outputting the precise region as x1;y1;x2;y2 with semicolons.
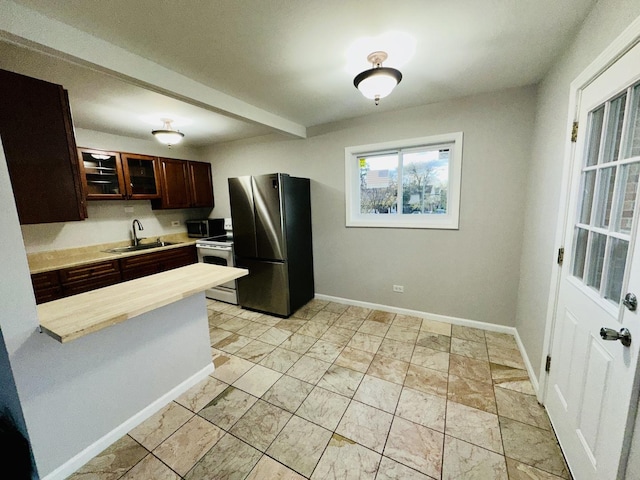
121;153;161;199
78;148;126;199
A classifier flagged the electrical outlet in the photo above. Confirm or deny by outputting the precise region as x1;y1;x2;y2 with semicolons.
171;220;180;227
393;285;404;293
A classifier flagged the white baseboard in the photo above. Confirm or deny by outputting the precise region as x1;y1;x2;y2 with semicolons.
41;363;214;480
513;330;540;394
316;293;540;395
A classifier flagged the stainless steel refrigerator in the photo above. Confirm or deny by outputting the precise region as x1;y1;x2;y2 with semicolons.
228;173;314;317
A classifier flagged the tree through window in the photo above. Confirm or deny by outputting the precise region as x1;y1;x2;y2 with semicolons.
346;133;462;229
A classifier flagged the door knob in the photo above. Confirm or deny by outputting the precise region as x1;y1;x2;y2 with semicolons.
623;293;637;311
600;327;632;347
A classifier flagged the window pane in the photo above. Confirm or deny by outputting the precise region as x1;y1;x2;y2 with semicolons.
586;232;607;290
594;167;617;228
578;170;596;224
604;238;629;304
401;148;449;214
572;227;588;279
346;133;462;229
624;84;640;159
586;106;605;167
359;155;398;214
612;162;640;234
602;93;626;163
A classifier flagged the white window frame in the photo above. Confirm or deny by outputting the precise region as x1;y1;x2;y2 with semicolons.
345;132;463;229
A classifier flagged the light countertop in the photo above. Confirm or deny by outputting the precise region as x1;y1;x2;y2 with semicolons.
37;263;248;343
27;233;198;274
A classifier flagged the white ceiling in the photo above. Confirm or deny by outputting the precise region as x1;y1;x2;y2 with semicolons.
0;0;597;147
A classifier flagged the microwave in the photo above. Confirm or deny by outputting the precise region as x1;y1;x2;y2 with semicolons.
186;218;225;238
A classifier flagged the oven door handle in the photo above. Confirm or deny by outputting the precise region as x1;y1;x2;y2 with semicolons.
197;245;232;251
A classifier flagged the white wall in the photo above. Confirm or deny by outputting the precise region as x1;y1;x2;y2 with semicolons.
21;128;212;253
17;296;211;478
0;142;39;477
206;86;536;327
515;0;640;379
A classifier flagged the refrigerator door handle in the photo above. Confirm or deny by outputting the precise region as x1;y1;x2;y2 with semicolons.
252;174;286;261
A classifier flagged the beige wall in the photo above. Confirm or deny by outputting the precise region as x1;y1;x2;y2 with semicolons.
20;128;211;253
205;86;536;327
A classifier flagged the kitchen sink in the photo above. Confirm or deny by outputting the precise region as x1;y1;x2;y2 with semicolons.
103;241;178;254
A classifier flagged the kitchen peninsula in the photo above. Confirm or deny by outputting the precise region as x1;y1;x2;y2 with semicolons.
26;260;246;478
0;120;245;476
38;263;247;342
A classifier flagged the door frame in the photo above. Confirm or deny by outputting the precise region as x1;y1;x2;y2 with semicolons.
539;17;640;401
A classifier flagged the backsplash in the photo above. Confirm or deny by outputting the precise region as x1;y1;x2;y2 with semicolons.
20;200;210;253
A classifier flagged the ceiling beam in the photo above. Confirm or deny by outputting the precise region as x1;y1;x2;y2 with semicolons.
0;0;306;139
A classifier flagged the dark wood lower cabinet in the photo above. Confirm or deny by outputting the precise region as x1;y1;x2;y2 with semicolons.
31;271;63;304
120;245;197;281
59;260;122;296
31;245;198;304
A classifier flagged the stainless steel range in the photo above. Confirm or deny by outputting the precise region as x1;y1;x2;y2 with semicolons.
195;218;238;304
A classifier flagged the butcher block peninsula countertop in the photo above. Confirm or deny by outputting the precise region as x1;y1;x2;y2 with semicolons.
27;233;197;274
38;263;247;343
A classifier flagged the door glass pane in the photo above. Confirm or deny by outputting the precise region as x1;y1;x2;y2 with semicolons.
594;167;617;228
604;238;629;304
81;151;121;195
624;84;640;159
127;158;158;195
572;227;589;279
602;93;627;163
401;148;449;214
578;170;597;224
359;154;398;214
586;232;607;289
586;106;605;167
612;162;640;234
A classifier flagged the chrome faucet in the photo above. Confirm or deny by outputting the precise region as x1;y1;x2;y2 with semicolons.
132;219;144;246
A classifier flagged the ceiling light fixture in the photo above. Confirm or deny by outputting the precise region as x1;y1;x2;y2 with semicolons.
353;51;402;106
151;119;184;146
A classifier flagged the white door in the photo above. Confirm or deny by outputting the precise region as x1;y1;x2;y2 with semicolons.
546;41;640;480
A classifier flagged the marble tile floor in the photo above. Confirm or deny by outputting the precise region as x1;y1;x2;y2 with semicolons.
68;299;571;480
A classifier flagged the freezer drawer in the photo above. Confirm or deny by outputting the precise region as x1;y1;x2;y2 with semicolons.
236;258;291;317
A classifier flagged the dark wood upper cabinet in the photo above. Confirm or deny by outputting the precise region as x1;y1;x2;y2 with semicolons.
189;161;215;208
0;69;85;224
152;158;214;209
156;157;192;208
78;148;126;199
79;149;161;201
120;153;161;199
76;145;212;208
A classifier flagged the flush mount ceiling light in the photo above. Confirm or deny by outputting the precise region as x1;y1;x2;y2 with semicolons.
353;51;402;106
151;119;184;146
